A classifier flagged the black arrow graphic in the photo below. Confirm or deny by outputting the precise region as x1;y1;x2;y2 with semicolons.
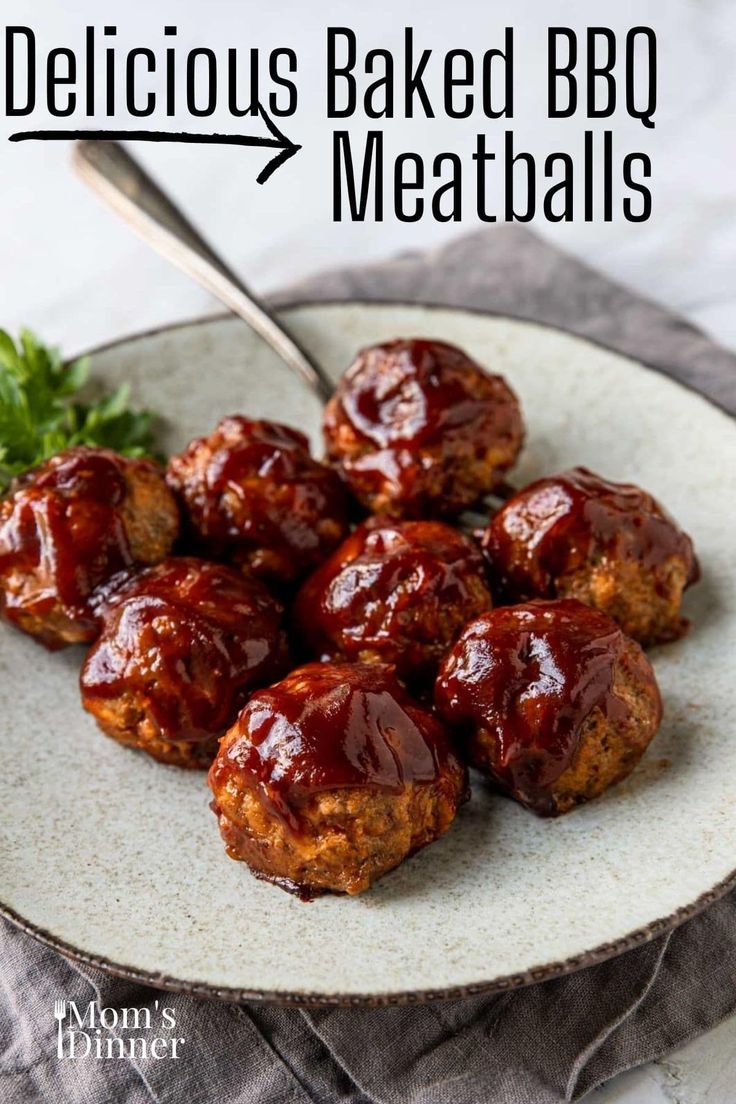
8;103;301;184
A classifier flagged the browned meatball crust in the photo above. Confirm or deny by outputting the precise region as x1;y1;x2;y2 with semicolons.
324;339;524;518
435;599;662;816
80;558;286;768
293;517;492;686
481;467;698;646
166;416;349;585
0;447;179;649
209;662;468;896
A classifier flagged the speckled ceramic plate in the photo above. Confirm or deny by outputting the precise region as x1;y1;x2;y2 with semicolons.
1;303;735;1006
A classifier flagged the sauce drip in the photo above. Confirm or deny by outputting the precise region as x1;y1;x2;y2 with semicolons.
483;467;699;599
293;517;491;680
81;558;285;743
324;339;524;514
0;448;138;644
435;599;639;815
339;339;500;449
167;416;348;579
211;661;456;834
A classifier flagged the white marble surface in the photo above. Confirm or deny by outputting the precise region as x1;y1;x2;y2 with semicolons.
1;0;735;1100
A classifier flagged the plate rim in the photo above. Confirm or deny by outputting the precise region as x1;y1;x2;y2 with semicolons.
69;297;736;426
2;298;734;1007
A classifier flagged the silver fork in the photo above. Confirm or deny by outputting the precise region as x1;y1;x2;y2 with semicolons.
72;140;335;404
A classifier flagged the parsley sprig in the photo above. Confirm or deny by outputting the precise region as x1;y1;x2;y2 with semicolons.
0;329;159;494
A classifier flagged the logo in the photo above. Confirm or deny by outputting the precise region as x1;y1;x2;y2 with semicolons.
53;999;185;1060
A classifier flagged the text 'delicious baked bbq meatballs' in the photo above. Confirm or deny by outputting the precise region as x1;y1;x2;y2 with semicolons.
0;446;179;649
166;416;349;585
209;662;468;897
293;518;492;687
80;558;286;769
323;339;524;519
481;467;698;646
435;599;662;816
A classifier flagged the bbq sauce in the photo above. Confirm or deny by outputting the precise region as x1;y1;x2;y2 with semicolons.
0;448;138;645
323;339;525;513
81;558;285;743
210;661;460;835
483;467;699;599
338;339;503;449
435;599;659;816
293;517;491;679
167;416;349;580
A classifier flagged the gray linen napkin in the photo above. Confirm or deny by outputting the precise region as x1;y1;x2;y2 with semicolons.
2;227;736;1104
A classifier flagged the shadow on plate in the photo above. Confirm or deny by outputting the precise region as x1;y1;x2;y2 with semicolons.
361;779;502;906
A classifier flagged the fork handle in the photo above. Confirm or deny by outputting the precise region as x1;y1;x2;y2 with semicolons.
72;140;335;404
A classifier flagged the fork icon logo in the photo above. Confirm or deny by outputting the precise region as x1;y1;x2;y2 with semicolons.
54;999;67;1058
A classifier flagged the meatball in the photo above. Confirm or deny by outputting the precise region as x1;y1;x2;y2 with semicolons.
323;339;524;518
166;416;349;585
435;599;662;816
292;518;492;687
209;662;468;896
80;558;286;768
481;467;698;646
0;447;179;649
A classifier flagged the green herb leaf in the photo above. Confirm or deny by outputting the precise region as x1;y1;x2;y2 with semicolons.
0;330;161;494
0;331;20;373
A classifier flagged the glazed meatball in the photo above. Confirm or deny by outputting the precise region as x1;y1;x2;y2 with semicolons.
166;416;349;585
435;599;662;816
209;662;468;896
481;467;698;646
80;558;286;768
293;518;492;686
324;339;524;518
0;447;179;649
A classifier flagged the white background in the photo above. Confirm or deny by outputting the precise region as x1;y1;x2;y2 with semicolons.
1;1;735;1100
